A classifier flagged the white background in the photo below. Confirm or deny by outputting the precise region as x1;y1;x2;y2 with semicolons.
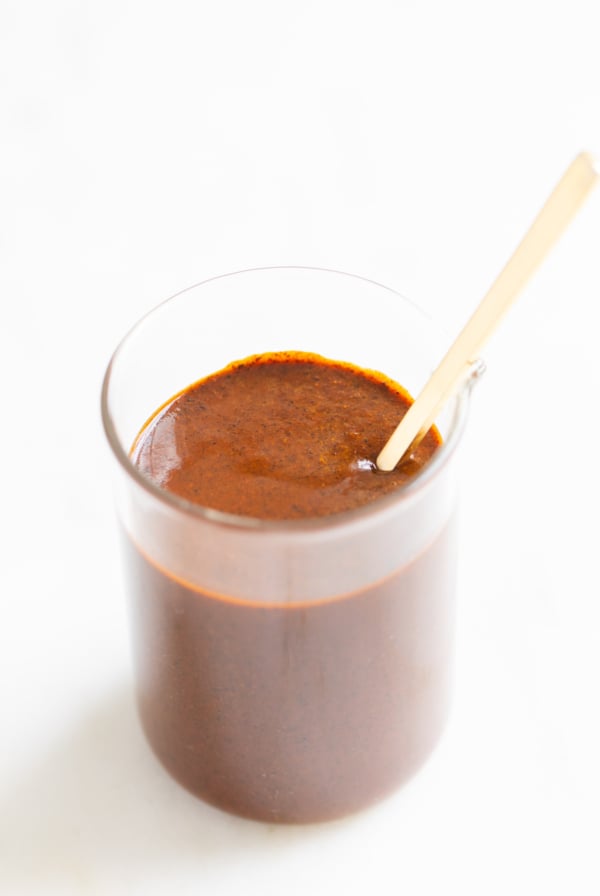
2;2;600;894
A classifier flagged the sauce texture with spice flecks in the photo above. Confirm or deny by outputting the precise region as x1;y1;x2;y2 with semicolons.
132;351;441;518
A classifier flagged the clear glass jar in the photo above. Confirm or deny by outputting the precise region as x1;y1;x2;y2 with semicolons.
102;267;474;823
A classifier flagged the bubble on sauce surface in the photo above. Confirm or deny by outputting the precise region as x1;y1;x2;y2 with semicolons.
351;458;378;473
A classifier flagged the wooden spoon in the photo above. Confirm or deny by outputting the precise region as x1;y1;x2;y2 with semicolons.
376;152;599;472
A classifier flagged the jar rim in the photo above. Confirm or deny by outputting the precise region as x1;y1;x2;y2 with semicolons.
101;265;472;535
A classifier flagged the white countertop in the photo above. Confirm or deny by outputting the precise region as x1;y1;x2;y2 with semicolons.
2;2;600;893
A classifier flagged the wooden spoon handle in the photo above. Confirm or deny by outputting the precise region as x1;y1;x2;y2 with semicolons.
377;152;599;472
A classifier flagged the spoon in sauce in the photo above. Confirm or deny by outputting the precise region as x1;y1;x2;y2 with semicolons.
377;152;599;472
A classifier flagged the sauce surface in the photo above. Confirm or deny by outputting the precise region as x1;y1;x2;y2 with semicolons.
132;351;441;518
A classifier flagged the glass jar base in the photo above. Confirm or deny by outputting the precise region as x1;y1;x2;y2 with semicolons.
138;704;449;825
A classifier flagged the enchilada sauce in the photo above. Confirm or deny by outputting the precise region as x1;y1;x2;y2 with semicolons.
126;352;452;822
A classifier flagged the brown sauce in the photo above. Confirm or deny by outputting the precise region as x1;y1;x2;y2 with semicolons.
126;352;453;822
131;351;441;519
